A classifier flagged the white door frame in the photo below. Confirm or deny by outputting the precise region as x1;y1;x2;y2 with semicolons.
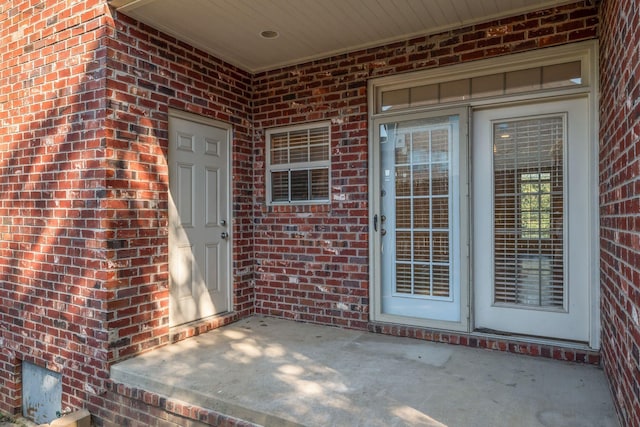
168;109;233;326
370;109;470;332
368;41;599;348
472;97;591;342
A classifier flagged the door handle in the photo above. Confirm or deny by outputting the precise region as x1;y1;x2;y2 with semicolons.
220;219;226;226
373;214;378;231
221;232;229;239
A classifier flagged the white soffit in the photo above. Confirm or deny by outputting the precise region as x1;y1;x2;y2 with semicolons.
110;0;578;73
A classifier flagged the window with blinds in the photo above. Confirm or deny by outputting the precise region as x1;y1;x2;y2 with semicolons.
266;123;330;204
493;115;565;308
392;119;452;299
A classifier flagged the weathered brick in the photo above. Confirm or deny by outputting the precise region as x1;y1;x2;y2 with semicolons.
1;0;618;426
599;0;640;425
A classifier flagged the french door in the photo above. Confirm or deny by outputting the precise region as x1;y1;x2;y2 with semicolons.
369;42;598;345
372;109;469;331
473;98;591;342
371;99;593;342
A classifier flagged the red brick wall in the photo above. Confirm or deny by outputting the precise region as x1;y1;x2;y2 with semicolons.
101;10;255;363
252;1;598;329
0;0;255;419
599;0;640;425
0;0;606;425
95;383;258;427
0;0;112;414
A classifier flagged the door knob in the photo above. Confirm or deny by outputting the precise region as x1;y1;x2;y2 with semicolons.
220;219;226;226
381;229;387;236
221;232;229;239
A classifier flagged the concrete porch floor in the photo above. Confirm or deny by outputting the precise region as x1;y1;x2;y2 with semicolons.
111;317;618;427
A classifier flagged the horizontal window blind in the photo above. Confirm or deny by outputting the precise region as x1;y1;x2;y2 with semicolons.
267;123;330;204
393;120;451;298
493;116;564;308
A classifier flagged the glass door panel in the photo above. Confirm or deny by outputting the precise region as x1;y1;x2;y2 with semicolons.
493;117;565;308
473;98;590;342
376;109;468;330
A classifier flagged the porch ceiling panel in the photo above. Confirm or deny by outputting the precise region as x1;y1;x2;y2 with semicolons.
110;0;578;73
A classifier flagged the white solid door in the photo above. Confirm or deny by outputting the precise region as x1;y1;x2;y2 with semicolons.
373;109;469;331
473;98;591;342
169;113;231;326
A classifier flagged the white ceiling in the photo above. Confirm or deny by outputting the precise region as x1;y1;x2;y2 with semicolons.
109;0;577;73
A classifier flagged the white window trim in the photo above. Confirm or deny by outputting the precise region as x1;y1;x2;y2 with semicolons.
266;121;332;205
